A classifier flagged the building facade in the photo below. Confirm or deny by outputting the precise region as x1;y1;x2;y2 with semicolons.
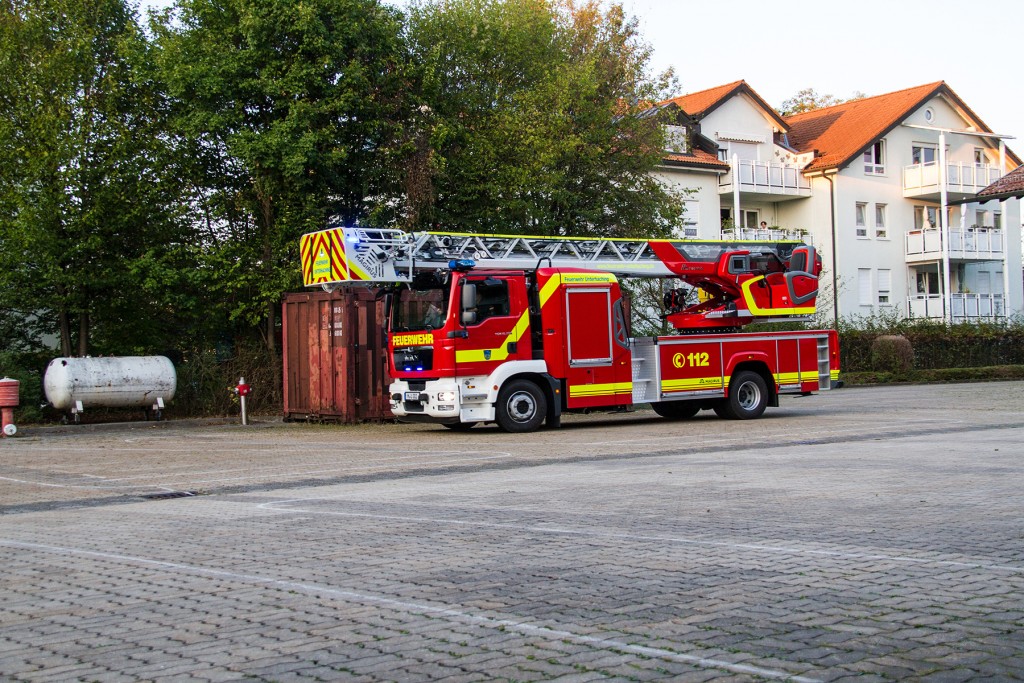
652;81;1023;324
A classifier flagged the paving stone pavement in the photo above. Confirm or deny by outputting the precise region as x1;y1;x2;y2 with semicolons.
0;382;1022;682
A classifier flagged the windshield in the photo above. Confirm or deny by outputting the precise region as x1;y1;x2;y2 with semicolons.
392;286;449;332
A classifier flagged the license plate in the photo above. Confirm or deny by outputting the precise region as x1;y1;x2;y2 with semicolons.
404;391;421;401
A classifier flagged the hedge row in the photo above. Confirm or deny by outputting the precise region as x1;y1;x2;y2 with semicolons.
839;324;1024;372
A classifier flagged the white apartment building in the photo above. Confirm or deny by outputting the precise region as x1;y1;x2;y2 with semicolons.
652;81;1023;324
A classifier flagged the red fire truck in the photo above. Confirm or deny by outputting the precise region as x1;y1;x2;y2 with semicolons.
300;227;840;432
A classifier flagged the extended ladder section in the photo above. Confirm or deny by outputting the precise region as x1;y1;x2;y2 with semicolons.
301;226;806;285
299;226;822;329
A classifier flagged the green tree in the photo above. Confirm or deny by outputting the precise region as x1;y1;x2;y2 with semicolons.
0;0;181;356
780;87;865;116
154;0;411;362
405;0;684;237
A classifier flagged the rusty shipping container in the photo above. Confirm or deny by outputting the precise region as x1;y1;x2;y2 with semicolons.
282;290;392;422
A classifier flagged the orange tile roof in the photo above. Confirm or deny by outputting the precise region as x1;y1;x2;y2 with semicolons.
662;81;745;117
784;81;997;172
977;164;1024;200
663;148;729;170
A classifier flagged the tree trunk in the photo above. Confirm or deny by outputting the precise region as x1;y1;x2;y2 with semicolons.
58;310;73;357
257;187;282;402
78;311;89;357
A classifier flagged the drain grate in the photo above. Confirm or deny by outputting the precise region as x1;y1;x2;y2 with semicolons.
142;491;198;501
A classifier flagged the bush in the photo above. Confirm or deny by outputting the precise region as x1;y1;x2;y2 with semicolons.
0;351;50;425
174;340;281;418
870;335;914;376
837;316;1024;372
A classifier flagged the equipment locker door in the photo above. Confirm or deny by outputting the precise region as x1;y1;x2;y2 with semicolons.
564;287;632;408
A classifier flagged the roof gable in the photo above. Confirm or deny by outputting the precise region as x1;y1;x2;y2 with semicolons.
783;81;1008;172
660;80;788;132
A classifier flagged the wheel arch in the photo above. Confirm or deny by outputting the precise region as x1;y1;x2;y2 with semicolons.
503;371;562;427
728;359;779;408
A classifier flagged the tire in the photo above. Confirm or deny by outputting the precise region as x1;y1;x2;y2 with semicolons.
442;422;475;431
717;370;769;420
651;401;701;420
495;379;546;433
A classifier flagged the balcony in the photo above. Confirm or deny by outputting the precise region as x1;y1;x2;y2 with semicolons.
719;160;811;202
908;293;1005;321
904;227;1004;263
903;162;1003;202
723;228;812;243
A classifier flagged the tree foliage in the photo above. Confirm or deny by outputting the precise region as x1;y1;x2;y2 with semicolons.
2;0;694;411
153;0;411;359
779;87;865;116
405;0;684;237
0;0;181;356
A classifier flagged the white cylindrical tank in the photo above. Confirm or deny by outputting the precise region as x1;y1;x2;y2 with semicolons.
44;356;177;411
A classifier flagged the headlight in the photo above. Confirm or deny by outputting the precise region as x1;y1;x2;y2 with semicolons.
436;390;457;402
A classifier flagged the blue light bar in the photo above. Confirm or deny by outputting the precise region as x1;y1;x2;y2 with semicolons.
449;259;475;271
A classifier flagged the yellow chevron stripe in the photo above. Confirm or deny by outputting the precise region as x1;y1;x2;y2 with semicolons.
454;311;531;363
329;229;372;282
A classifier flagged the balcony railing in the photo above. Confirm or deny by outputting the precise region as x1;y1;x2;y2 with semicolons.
722;228;812;243
904;227;1004;261
719;160;811;197
903;162;1003;197
908;293;1005;321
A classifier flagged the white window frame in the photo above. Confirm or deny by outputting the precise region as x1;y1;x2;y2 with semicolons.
912;144;938;165
863;140;885;175
855;202;868;237
877;269;891;305
664;125;688;154
874;203;887;239
914;205;941;230
676;200;699;238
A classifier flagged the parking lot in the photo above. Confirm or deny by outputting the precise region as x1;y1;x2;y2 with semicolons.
1;381;1023;682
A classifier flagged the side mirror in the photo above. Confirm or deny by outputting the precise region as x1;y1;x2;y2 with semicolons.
461;283;476;310
461;310;477;325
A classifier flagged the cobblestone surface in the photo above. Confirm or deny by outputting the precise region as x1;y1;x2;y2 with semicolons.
0;382;1022;681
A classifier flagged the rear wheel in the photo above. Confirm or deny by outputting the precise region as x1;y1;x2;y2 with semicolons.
495;379;546;433
716;370;768;420
651;401;701;420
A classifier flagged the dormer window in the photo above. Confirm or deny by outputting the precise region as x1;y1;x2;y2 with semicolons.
863;140;885;175
664;125;688;154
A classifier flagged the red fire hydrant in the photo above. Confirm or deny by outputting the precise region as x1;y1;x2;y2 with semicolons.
232;377;251;426
0;377;20;437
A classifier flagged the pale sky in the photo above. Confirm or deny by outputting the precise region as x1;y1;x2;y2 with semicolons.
137;0;1023;159
616;0;1023;156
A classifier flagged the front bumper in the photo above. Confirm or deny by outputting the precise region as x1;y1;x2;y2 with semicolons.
389;376;496;424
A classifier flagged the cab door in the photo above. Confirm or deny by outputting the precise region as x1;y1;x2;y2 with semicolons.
453;275;531;377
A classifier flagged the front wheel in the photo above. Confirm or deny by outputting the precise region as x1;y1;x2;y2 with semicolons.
495;379;547;433
717;371;769;420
